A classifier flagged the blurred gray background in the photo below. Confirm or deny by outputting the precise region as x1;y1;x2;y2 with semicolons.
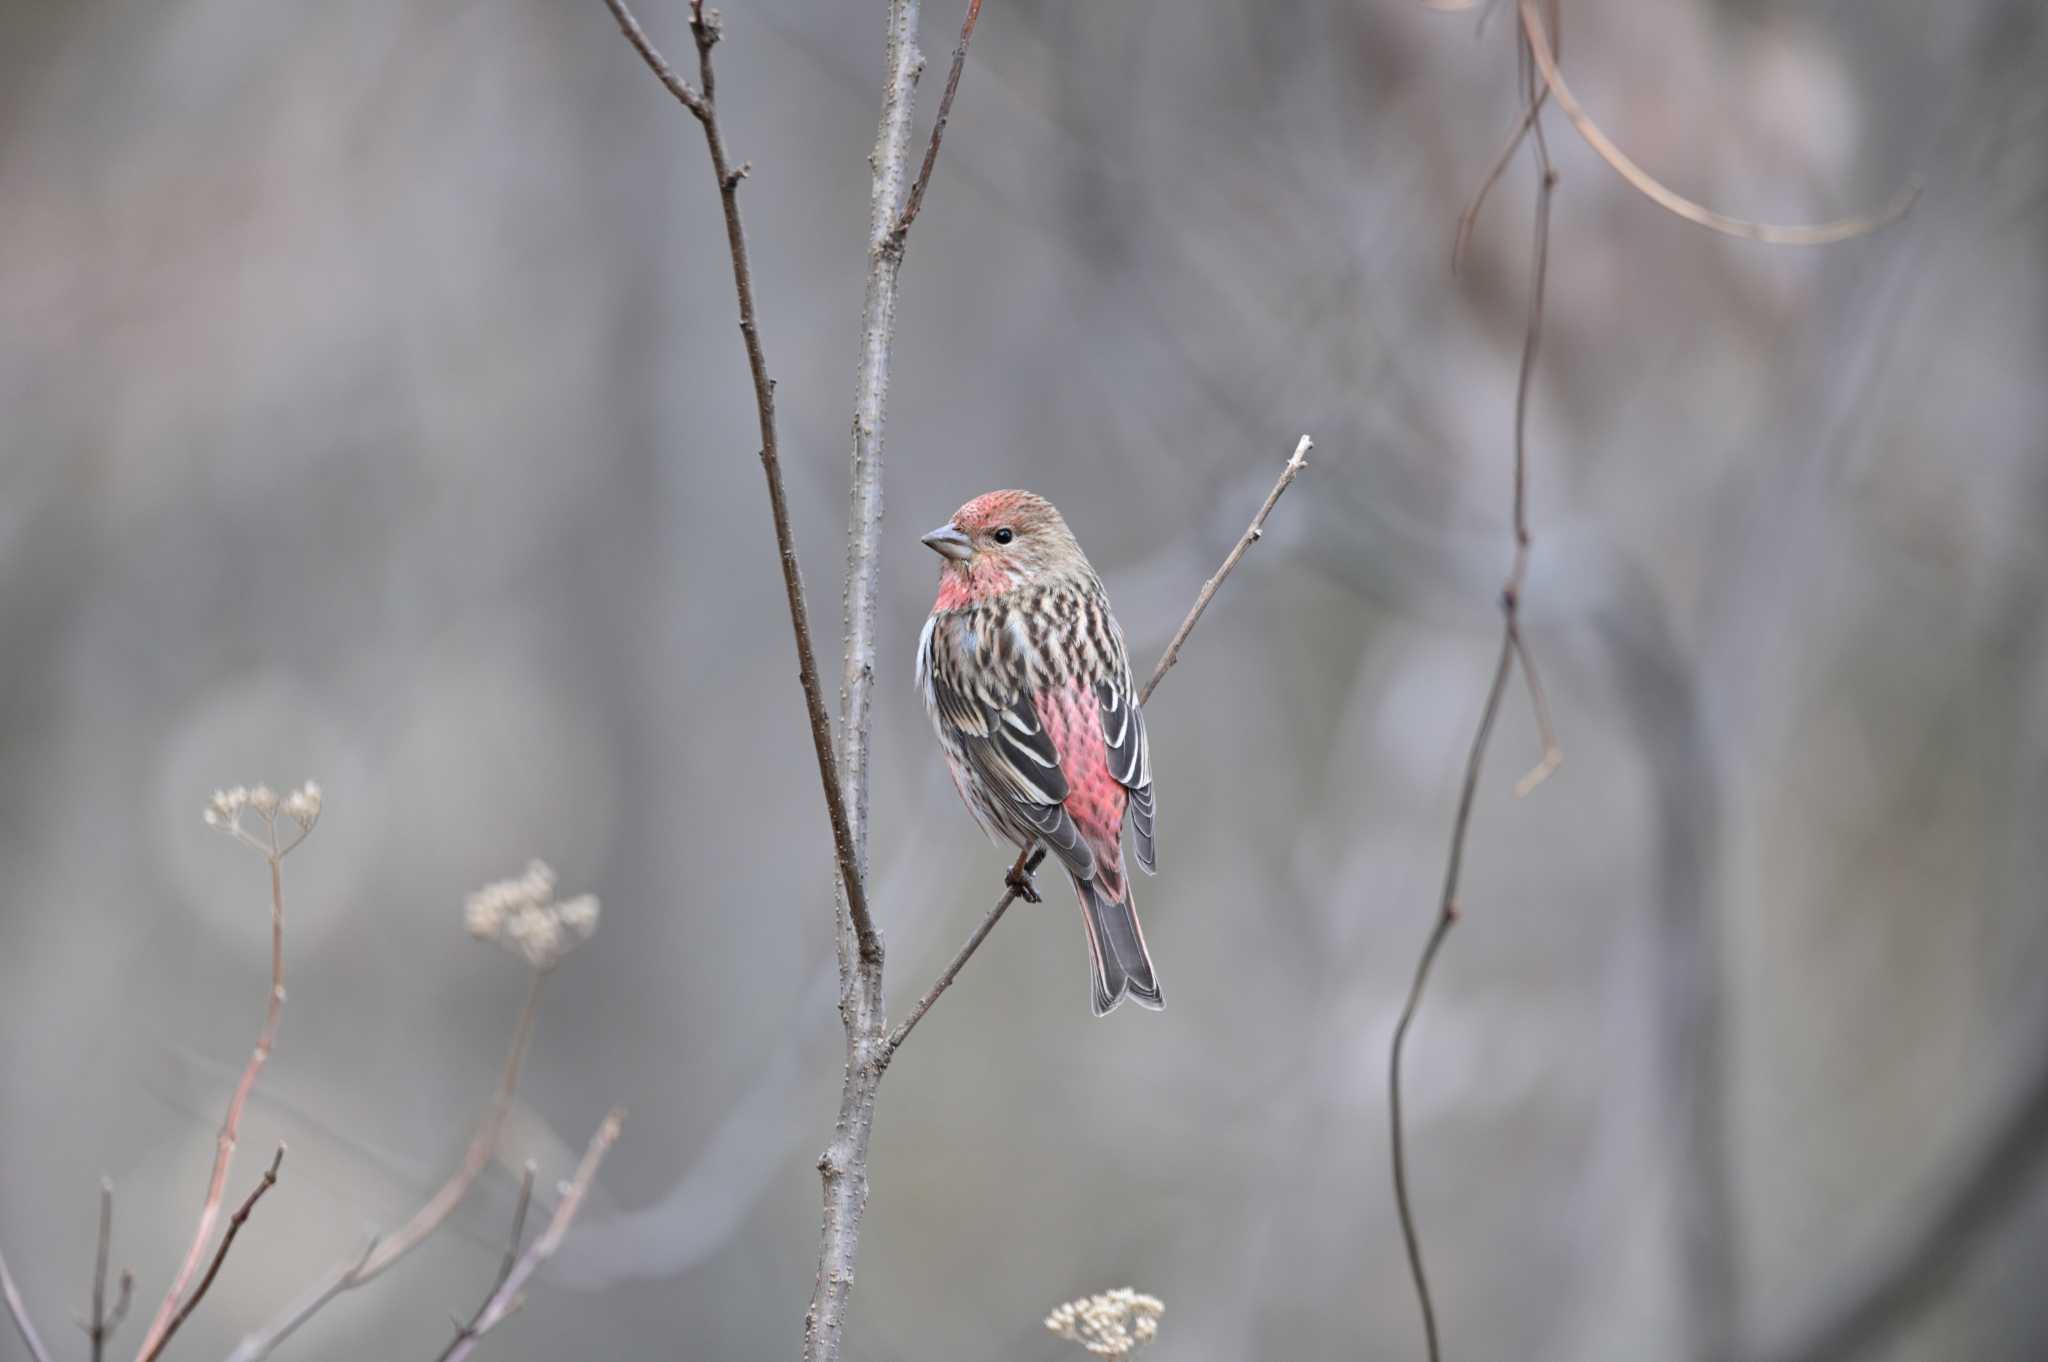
3;0;2045;1359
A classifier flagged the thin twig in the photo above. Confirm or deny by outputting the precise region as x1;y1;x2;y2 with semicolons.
103;1274;134;1346
88;1179;113;1362
1144;435;1313;700
882;436;1314;1061
1509;624;1562;796
1452;92;1545;275
136;854;291;1362
1516;0;1917;244
225;969;547;1362
437;1112;623;1362
893;0;985;242
143;1147;285;1362
1390;49;1556;1360
881;847;1044;1065
82;1180;134;1361
601;0;881;971
438;1160;537;1362
2;1243;56;1362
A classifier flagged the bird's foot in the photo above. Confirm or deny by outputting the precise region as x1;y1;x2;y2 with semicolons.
1005;866;1042;904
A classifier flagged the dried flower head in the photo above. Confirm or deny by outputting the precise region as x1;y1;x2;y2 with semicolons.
204;780;322;858
1045;1288;1163;1357
464;860;600;971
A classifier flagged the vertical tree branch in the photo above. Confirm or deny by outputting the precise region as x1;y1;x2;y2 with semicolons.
835;0;924;904
601;0;880;969
1389;41;1556;1359
135;853;291;1362
88;1180;114;1362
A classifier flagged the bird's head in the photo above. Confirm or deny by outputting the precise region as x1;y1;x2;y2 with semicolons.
922;490;1084;603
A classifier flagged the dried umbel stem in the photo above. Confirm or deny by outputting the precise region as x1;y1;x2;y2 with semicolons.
134;782;320;1362
1045;1288;1164;1358
228;886;560;1362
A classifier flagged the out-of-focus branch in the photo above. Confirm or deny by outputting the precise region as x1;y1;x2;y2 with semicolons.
437;1111;622;1362
601;0;880;970
436;1162;533;1362
2;1243;56;1362
83;1179;136;1362
1516;0;1917;244
225;968;547;1362
142;1147;284;1362
136;843;296;1362
1753;1049;2048;1362
1390;49;1557;1359
881;436;1314;1064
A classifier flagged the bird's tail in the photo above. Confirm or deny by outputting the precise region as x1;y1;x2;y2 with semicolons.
1077;876;1164;1016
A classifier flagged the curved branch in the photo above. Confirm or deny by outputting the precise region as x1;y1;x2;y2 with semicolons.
1518;0;1918;245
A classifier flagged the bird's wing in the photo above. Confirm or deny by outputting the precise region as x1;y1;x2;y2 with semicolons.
924;642;1097;883
1098;674;1155;874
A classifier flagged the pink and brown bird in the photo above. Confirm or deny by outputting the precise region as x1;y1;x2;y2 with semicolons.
916;490;1162;1015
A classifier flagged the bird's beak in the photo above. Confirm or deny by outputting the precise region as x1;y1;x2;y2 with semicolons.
921;524;973;562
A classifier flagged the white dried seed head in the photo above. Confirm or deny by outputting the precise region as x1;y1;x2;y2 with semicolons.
1045;1289;1162;1358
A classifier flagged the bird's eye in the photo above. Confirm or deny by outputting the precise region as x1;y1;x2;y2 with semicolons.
992;527;1014;545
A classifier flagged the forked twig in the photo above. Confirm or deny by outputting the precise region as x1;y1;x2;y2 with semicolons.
82;1179;134;1362
894;0;986;242
227;968;549;1362
437;1112;623;1362
142;1147;285;1362
881;436;1315;1062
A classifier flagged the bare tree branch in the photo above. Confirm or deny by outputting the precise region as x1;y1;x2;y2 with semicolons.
226;968;547;1362
894;0;986;243
1143;436;1313;700
80;1179;136;1362
142;1147;285;1362
136;849;294;1362
1516;0;1917;245
436;1162;535;1362
2;1242;56;1362
1390;47;1557;1359
808;0;934;1353
437;1111;622;1362
1752;1048;2048;1362
88;1179;114;1362
601;0;882;971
